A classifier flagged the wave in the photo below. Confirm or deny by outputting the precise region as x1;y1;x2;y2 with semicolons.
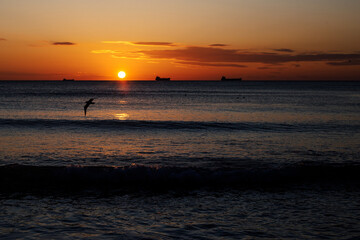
1;162;360;194
1;118;358;133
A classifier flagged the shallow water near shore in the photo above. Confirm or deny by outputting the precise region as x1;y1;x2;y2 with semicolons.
1;189;360;239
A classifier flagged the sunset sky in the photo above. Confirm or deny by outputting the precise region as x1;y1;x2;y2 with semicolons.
0;0;359;80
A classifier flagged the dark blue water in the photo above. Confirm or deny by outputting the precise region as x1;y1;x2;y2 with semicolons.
1;81;360;239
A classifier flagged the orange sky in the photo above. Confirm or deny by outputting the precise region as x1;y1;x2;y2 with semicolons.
0;0;359;80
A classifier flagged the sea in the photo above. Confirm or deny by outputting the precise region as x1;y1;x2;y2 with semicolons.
0;80;359;239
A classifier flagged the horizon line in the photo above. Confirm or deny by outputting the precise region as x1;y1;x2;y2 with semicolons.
1;79;359;82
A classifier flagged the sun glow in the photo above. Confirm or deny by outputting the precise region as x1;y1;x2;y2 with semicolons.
118;71;126;79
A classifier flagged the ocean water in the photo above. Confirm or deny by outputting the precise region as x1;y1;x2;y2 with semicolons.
0;80;360;239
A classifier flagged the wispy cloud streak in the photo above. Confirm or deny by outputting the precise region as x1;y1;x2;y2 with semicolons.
91;50;121;54
177;61;247;68
133;42;176;46
92;49;146;60
102;41;175;46
52;42;76;45
273;48;295;53
327;60;360;66
209;44;228;47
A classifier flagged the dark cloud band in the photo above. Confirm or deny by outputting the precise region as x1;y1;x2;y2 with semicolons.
52;42;76;45
132;42;175;46
140;46;360;65
327;60;360;66
273;48;294;53
177;61;247;68
209;44;228;47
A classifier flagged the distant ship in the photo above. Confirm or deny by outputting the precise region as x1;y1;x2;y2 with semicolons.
63;78;75;81
221;76;242;81
155;76;170;81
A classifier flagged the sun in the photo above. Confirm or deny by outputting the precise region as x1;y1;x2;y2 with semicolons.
118;71;126;79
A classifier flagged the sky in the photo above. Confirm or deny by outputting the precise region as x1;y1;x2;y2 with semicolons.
0;0;359;80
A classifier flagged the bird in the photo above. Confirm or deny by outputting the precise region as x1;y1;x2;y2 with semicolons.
84;98;95;116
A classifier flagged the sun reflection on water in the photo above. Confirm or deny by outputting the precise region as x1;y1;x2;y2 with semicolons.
115;113;130;120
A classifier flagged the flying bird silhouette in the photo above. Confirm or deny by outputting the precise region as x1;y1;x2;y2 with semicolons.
84;98;95;116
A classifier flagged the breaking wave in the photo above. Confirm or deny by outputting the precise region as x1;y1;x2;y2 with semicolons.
1;118;358;133
1;162;360;194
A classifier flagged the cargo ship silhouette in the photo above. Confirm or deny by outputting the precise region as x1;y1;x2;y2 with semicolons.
155;76;170;81
221;76;242;81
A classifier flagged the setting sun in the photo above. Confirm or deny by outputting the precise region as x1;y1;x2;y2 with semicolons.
118;71;126;79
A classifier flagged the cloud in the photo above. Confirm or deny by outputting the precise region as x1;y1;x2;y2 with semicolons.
133;41;176;46
94;42;360;69
273;48;295;53
102;41;133;45
102;41;175;46
258;66;285;70
176;61;247;68
209;44;228;47
111;54;145;60
0;38;6;41
139;46;360;65
91;48;147;60
327;60;360;66
91;50;121;54
52;42;76;45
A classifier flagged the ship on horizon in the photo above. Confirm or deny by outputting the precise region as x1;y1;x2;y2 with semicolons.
221;76;242;81
63;78;75;81
155;76;170;81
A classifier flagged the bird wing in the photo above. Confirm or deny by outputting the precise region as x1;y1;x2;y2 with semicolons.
84;98;95;116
